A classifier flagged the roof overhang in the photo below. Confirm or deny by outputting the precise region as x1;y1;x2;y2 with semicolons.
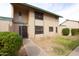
11;3;62;18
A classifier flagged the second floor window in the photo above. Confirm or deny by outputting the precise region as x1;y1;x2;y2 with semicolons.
35;11;43;20
49;27;53;32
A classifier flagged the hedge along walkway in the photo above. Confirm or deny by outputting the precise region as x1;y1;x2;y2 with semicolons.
19;39;48;56
69;46;79;56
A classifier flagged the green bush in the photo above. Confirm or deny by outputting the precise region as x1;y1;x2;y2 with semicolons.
0;32;22;56
71;29;79;36
62;28;70;36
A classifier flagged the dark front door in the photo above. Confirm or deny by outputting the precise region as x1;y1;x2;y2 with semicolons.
19;26;28;38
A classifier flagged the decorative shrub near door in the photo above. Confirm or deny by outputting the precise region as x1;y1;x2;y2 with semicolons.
0;32;22;56
62;28;70;36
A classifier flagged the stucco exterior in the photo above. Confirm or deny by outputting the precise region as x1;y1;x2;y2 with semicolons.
0;17;12;32
59;20;79;35
11;3;60;39
44;13;59;37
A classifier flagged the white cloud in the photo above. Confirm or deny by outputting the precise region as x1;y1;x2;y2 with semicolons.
58;4;79;20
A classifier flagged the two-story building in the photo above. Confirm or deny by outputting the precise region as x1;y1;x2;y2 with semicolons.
0;3;62;39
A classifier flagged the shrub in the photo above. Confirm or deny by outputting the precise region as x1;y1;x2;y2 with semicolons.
0;32;22;56
62;28;70;36
71;29;79;36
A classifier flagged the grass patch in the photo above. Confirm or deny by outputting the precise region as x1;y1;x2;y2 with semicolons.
53;36;79;55
33;36;79;56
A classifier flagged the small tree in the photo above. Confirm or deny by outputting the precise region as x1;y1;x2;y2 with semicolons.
62;28;70;36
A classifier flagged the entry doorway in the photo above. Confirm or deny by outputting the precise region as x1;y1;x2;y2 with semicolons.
19;26;28;38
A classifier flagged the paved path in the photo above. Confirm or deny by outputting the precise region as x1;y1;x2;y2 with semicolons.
69;46;79;56
20;39;48;56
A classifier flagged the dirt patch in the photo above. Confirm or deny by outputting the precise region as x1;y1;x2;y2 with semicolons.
32;36;79;56
32;36;63;55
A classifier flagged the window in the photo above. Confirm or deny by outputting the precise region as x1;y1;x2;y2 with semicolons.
49;27;53;32
18;12;22;16
35;11;43;20
56;27;58;33
35;26;44;34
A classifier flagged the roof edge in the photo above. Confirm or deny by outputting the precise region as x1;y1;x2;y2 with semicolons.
60;19;79;26
23;3;62;17
12;3;62;17
0;16;12;19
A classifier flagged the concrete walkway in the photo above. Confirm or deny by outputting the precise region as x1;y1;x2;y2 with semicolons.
20;39;48;56
69;46;79;56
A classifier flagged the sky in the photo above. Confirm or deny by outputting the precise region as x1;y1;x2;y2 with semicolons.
0;3;79;23
30;3;79;23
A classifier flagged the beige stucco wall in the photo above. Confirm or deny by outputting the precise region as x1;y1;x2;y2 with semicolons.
44;14;59;37
61;21;79;28
28;9;35;39
35;20;44;26
59;20;79;35
13;5;28;24
0;20;12;32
